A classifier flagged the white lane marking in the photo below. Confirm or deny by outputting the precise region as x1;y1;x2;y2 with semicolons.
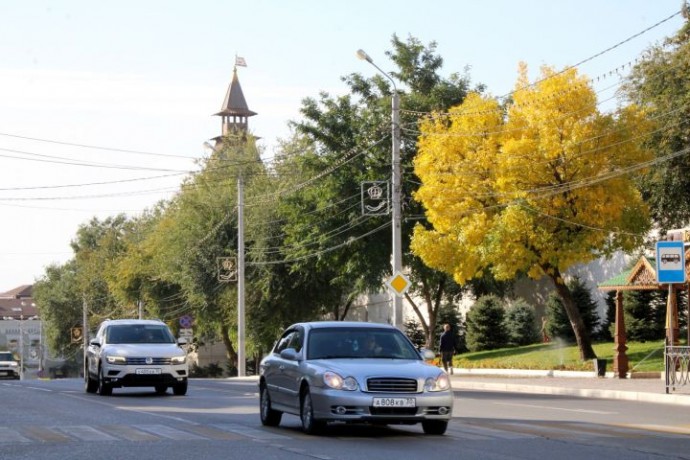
0;427;31;443
494;401;615;414
57;426;119;441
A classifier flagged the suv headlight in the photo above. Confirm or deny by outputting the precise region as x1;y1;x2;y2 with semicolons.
323;371;358;391
106;355;126;365
424;373;450;392
171;355;187;365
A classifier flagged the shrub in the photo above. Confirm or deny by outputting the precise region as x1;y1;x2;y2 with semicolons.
545;276;599;343
465;295;508;352
504;298;539;346
404;318;426;348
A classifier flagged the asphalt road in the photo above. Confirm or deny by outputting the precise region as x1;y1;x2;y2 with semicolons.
0;378;688;460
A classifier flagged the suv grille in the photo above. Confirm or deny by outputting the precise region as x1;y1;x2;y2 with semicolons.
125;357;172;365
367;378;418;393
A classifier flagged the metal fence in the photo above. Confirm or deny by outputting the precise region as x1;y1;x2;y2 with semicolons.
665;346;690;394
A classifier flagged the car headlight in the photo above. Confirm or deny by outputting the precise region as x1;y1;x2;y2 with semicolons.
323;371;358;391
9;362;18;368
424;373;451;392
106;355;126;365
171;355;187;365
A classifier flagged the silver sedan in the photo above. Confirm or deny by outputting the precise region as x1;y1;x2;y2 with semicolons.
259;321;453;435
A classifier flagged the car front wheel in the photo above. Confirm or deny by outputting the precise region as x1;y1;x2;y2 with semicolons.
172;380;187;396
97;365;112;396
300;388;325;435
84;365;98;394
259;383;282;427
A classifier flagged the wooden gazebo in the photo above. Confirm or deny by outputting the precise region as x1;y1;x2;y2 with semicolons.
598;253;685;378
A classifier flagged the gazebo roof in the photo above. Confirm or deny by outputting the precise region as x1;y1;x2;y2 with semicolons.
598;252;689;291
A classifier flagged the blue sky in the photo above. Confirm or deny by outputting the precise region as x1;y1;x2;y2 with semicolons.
0;1;684;291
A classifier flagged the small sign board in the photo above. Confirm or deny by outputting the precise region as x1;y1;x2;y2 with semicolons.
217;256;237;282
361;181;390;216
179;315;193;329
656;241;686;284
386;271;411;297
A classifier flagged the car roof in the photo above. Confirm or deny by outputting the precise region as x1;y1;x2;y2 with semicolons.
101;319;166;326
290;321;397;331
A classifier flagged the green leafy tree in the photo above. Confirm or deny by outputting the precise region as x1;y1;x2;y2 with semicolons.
33;261;82;356
289;35;480;347
624;10;690;230
465;295;508;352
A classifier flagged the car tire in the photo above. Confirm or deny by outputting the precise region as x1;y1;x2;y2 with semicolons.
172;380;187;396
97;365;112;396
421;420;448;435
259;383;282;427
300;388;325;435
155;385;168;395
84;366;98;394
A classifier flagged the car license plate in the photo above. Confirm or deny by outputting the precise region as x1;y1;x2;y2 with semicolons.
372;397;416;408
135;368;161;375
0;371;7;376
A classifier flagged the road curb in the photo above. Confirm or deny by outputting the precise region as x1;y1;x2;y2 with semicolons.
452;380;690;406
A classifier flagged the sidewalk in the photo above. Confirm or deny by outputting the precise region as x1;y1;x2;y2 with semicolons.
449;368;690;406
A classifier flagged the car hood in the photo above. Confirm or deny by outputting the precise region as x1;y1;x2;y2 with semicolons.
308;358;443;380
103;344;184;357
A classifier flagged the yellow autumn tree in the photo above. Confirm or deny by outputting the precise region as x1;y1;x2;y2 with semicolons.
412;64;653;361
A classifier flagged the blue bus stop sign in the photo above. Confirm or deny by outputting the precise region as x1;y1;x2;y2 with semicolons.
656;241;686;284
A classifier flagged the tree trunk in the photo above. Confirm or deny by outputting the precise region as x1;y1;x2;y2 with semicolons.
221;327;238;375
549;268;597;361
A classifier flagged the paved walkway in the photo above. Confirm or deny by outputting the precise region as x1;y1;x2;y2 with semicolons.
450;369;690;406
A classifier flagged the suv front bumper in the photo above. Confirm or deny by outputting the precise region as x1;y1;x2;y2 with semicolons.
102;363;188;388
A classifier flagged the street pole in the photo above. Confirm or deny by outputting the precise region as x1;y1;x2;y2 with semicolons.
19;316;24;380
357;49;404;329
391;90;402;329
237;175;246;377
83;296;88;377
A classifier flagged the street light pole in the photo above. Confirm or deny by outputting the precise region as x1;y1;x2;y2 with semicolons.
357;49;403;329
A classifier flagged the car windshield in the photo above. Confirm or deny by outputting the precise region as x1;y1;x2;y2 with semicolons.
307;327;421;360
0;352;14;361
106;325;175;344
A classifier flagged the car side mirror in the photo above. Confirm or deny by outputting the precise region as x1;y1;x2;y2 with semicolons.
89;338;101;347
177;337;188;346
280;348;301;361
420;348;435;360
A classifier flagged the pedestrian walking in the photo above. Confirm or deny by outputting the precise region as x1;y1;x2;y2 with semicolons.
439;324;456;374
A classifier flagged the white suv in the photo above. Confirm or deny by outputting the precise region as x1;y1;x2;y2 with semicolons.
85;319;188;396
0;351;19;380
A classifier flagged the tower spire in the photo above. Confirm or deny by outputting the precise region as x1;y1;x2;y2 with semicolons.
211;59;256;147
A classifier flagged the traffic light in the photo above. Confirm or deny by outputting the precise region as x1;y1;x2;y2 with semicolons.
71;327;83;343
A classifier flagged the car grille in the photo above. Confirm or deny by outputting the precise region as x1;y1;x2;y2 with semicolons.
124;357;172;365
367;378;418;393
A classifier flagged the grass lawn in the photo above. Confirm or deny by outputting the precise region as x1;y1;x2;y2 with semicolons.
453;340;669;372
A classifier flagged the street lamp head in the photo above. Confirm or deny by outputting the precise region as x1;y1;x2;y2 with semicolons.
356;49;373;63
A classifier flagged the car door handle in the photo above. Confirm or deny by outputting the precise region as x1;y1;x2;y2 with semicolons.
279;365;286;371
